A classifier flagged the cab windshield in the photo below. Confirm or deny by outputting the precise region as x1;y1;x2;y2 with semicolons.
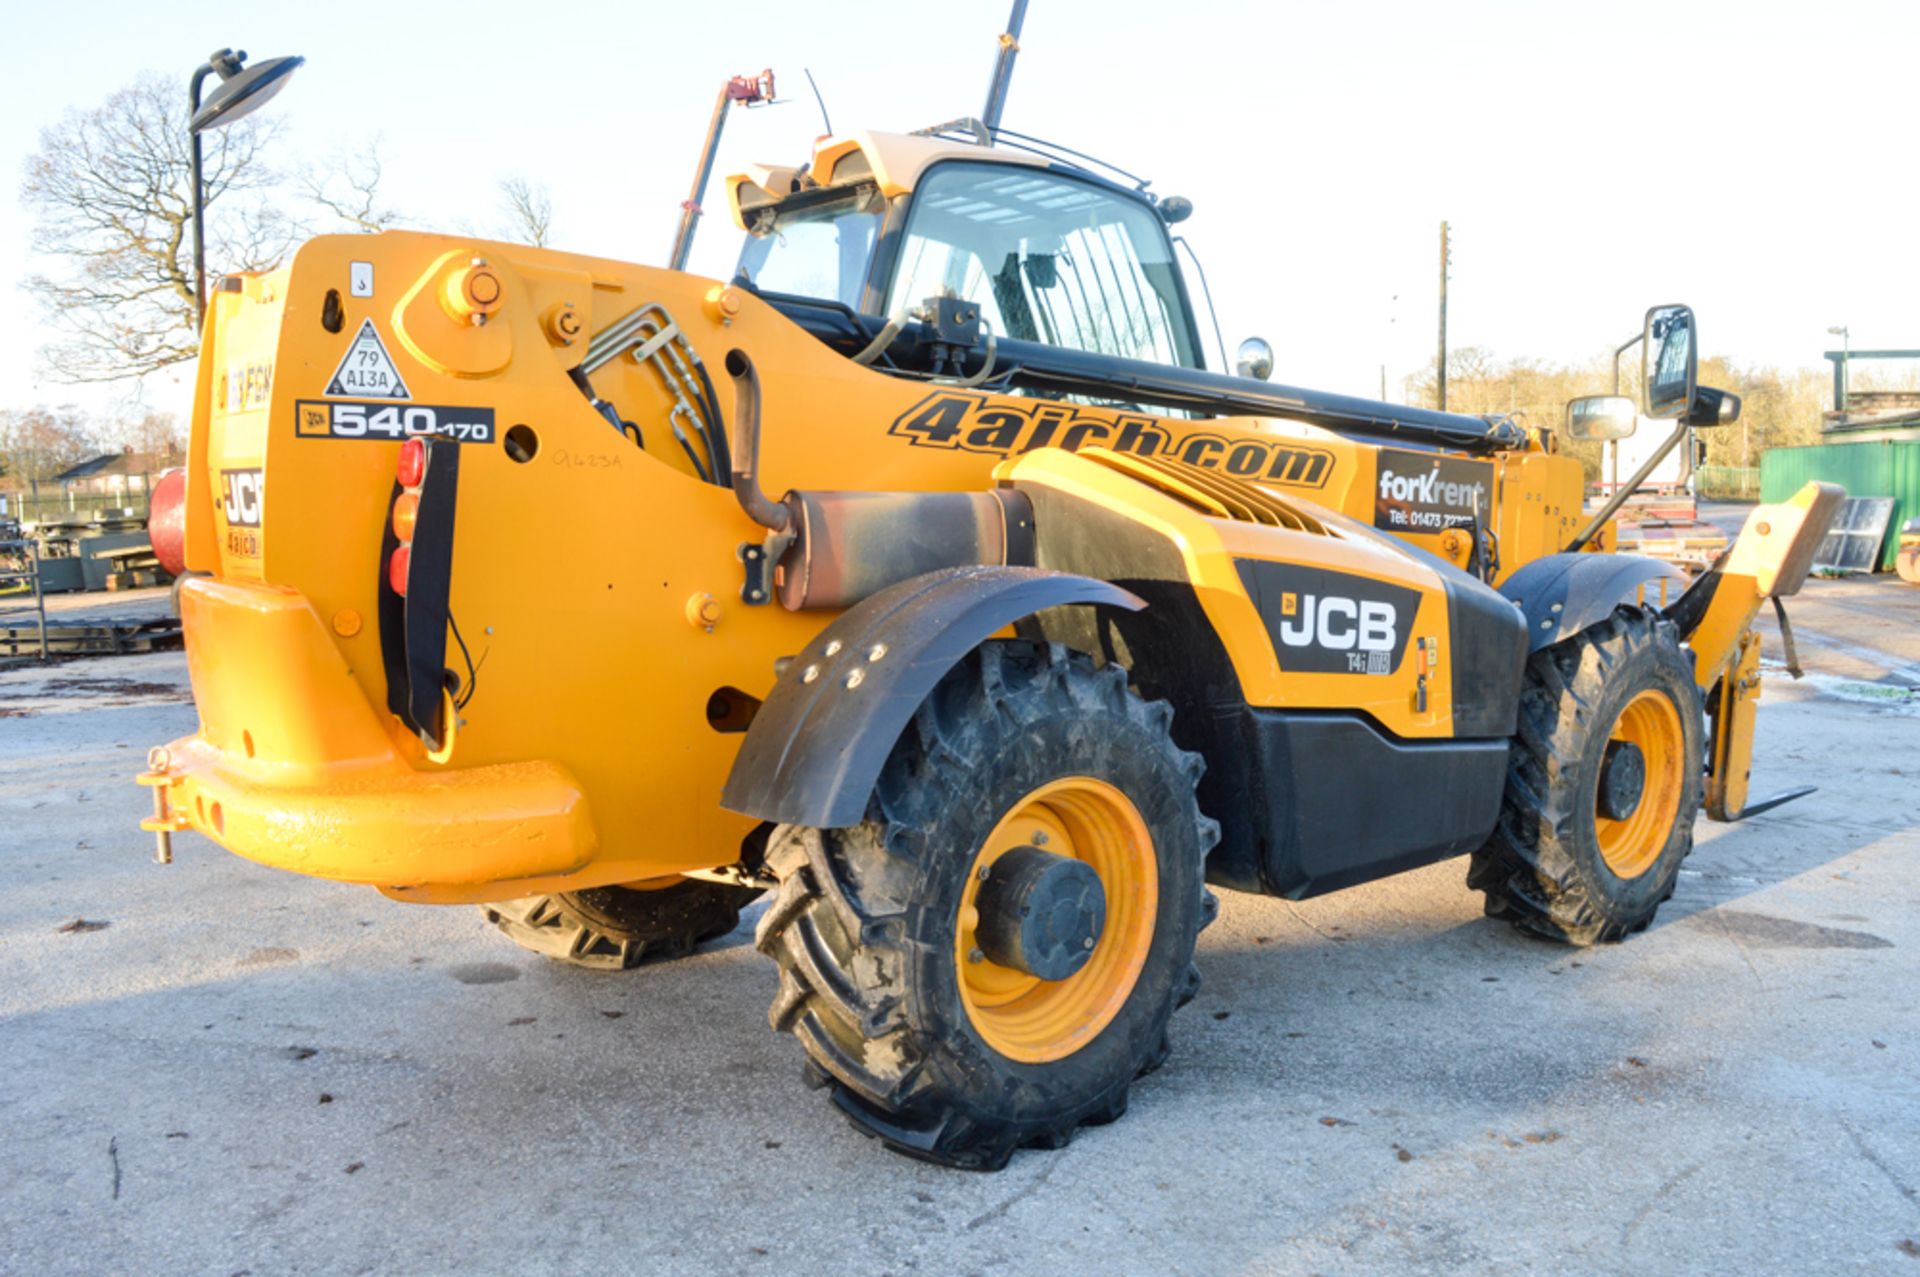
890;163;1200;368
734;185;883;309
732;160;1201;371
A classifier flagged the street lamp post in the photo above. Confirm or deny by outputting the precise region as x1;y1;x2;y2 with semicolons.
1827;324;1851;415
187;48;305;328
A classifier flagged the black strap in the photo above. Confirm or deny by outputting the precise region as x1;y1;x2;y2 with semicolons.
1772;595;1803;680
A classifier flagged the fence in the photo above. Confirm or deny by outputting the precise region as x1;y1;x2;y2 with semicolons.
0;535;49;660
1762;440;1920;572
0;491;152;525
1695;465;1761;501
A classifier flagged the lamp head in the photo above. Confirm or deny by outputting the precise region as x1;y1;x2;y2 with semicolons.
190;52;304;134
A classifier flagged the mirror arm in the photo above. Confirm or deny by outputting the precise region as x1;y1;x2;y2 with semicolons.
1611;331;1643;395
1563;418;1690;553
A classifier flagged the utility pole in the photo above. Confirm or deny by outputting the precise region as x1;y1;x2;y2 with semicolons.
1436;221;1450;412
1827;324;1850;415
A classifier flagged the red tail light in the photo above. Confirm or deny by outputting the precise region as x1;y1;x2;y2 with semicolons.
389;439;427;597
397;437;426;488
388;543;412;596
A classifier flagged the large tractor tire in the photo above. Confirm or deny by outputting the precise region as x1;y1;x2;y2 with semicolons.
481;879;761;971
756;641;1218;1170
1469;607;1703;945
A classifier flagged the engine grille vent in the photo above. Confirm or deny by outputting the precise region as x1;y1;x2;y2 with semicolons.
1082;448;1330;533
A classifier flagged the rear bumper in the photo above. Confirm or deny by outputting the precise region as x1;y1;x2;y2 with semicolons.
141;577;597;886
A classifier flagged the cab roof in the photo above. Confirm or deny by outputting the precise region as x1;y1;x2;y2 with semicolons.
725;129;1051;231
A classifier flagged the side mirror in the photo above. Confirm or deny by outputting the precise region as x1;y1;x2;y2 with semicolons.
1643;304;1697;419
1687;385;1741;428
1235;336;1274;381
1157;195;1194;225
1566;395;1638;441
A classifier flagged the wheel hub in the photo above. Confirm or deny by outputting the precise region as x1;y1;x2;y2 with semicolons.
1598;739;1647;821
955;776;1157;1064
973;845;1107;982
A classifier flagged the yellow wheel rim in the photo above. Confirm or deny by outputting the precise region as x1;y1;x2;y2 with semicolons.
956;777;1159;1064
1595;688;1686;879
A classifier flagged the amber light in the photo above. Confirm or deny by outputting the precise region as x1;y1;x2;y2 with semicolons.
388;543;412;596
391;491;420;542
397;438;426;488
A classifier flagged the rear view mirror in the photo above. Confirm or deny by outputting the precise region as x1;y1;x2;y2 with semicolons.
1566;395;1638;441
1687;386;1741;428
1644;304;1697;419
1235;336;1274;381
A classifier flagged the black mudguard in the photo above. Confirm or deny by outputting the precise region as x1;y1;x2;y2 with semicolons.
720;565;1143;829
1498;552;1686;653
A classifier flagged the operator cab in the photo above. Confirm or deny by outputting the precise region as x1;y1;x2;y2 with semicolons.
730;130;1206;370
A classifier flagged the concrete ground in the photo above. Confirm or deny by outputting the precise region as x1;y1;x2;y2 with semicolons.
2;575;1917;1276
35;584;173;625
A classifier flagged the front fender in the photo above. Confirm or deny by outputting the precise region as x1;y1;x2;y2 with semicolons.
719;565;1143;828
1499;552;1686;653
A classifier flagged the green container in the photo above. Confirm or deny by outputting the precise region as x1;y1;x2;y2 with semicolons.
1760;440;1920;571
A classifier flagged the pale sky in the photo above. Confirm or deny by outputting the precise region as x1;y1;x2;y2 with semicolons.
3;0;1915;421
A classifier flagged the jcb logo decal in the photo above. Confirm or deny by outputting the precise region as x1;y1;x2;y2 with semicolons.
1236;559;1421;676
221;469;264;528
890;392;1333;489
1275;591;1400;674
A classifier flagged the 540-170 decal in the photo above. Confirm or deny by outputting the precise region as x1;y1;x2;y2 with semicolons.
295;400;495;444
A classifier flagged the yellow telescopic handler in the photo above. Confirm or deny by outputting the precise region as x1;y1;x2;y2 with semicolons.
136;48;1839;1168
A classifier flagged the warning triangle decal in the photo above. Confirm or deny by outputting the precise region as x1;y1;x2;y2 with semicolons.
325;318;411;400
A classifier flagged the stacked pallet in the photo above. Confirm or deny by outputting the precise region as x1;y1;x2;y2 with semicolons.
0;618;182;659
96;543;169;592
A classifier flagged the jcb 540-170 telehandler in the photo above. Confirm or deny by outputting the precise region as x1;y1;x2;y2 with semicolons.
140;78;1840;1168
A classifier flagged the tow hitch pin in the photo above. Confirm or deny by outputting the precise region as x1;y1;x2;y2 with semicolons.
150;803;174;864
141;746;176;865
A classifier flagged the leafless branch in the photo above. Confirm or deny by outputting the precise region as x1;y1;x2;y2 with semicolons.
497;175;553;248
298;138;403;233
19;74;292;383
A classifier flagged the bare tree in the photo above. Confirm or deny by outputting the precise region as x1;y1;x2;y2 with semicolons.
300;138;403;233
20;75;291;383
498;176;553;247
0;407;101;493
102;410;186;460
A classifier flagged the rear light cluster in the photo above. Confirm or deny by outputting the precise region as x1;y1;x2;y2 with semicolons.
389;438;425;597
